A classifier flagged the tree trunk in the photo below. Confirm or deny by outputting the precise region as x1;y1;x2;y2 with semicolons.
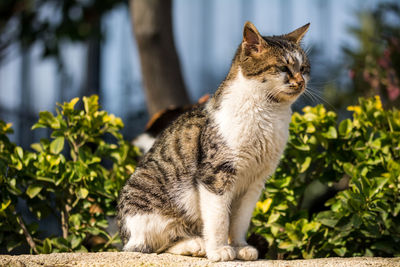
130;0;190;116
82;25;101;99
19;48;33;148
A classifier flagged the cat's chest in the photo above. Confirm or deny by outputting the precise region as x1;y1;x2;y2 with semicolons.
213;99;291;174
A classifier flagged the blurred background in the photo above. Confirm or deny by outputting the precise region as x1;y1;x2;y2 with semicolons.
1;0;399;148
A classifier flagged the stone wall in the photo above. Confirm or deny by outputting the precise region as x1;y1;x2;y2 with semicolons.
1;252;400;267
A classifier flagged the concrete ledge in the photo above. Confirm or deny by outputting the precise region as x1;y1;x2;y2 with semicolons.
1;252;399;267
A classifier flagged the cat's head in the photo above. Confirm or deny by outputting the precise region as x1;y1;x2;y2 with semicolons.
235;21;310;103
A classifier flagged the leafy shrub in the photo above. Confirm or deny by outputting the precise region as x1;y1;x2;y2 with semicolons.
252;96;400;259
0;120;35;252
2;95;399;258
0;95;138;253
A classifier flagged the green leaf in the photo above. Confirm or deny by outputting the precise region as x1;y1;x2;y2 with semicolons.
15;146;23;159
69;214;82;228
371;138;382;149
343;163;354;176
278;241;296;251
36;176;55;184
256;198;272;213
96;219;109;228
37;111;60;129
0;199;11;212
83;95;99;114
315;211;339;228
43;238;52;254
50;137;64;154
31;123;46;130
70;235;82;249
339;119;353;137
26;185;43;198
333;247;347;256
299;156;312;173
302;221;321;233
66;97;80;110
323;126;338;139
351;213;362;229
267;212;280;224
306;123;316;133
76;187;89;199
6;240;21;252
31;143;43;152
369;177;389;198
52;237;69;251
291;139;310;151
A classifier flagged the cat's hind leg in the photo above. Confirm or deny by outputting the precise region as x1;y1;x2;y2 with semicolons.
166;237;206;257
122;213;174;253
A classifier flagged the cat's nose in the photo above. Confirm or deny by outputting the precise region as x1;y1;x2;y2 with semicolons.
289;73;304;88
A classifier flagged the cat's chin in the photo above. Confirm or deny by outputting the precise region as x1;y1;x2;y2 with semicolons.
275;89;304;102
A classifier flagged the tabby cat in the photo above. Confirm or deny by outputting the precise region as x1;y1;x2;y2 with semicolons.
117;21;310;261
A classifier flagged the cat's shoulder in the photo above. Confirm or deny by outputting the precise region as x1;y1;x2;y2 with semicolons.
166;102;208;130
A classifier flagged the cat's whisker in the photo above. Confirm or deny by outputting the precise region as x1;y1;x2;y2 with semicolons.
302;90;319;105
268;86;286;101
304;46;313;56
307;77;339;87
305;87;336;111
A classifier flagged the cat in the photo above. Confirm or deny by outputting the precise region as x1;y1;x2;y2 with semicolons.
117;21;310;262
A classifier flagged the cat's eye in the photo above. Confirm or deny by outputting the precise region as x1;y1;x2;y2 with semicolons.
279;66;289;73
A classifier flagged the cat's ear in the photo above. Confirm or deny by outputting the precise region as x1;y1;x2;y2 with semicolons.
242;21;265;54
284;23;310;44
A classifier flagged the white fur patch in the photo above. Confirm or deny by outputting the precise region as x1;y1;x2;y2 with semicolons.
294;51;303;66
132;133;156;154
212;68;292;181
173;187;200;223
124;213;172;252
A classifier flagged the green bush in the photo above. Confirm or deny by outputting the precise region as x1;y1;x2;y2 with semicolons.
1;95;399;258
252;96;400;259
0;95;138;253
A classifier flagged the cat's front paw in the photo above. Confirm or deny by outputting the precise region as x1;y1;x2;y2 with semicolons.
235;245;258;261
207;246;236;262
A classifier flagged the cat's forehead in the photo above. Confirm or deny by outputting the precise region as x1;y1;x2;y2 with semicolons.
282;51;304;65
262;36;307;64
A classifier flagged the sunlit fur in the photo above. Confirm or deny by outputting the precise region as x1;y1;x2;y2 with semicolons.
117;21;310;262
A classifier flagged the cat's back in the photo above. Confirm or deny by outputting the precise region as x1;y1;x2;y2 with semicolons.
141;104;207;174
